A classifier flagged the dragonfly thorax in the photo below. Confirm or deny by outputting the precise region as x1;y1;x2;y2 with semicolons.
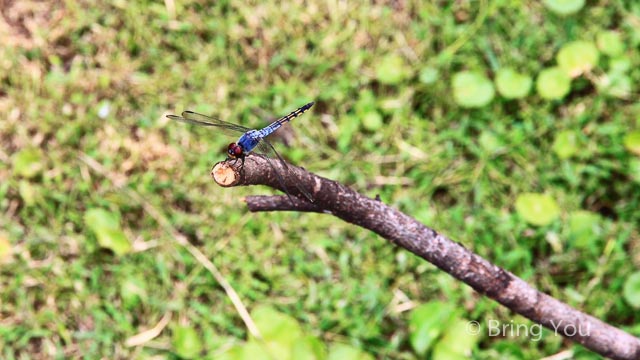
227;143;244;158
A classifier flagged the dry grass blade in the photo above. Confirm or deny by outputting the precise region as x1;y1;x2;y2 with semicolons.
78;153;261;339
125;312;172;347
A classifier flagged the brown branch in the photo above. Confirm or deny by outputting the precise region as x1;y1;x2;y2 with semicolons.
211;154;640;360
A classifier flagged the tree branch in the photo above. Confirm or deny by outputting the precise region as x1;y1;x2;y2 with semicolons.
211;154;640;360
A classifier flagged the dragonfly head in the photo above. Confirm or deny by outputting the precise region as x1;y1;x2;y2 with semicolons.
227;143;244;158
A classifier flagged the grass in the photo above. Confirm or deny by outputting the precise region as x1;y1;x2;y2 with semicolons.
1;0;640;359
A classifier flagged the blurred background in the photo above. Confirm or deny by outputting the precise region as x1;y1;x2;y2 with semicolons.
2;0;640;359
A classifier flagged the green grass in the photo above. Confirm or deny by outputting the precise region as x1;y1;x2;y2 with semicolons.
2;0;640;359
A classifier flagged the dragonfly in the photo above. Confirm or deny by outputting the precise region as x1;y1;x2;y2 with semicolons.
167;102;315;202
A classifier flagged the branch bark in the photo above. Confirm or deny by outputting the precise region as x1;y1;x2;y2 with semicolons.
211;154;640;360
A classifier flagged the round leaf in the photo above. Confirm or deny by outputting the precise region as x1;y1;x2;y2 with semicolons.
624;131;640;156
18;181;38;206
609;56;631;73
419;66;439;84
478;131;503;154
432;318;479;360
362;111;383;131
409;301;456;355
515;193;560;226
452;71;495;108
543;0;585;15
12;148;44;178
172;325;203;359
596;31;625;57
568;211;601;248
241;341;273;360
216;344;258;360
84;208;132;256
375;54;407;85
536;67;571;100
623;272;640;309
251;306;303;360
495;68;532;99
552;130;579;159
597;72;632;99
291;336;327;360
557;41;599;77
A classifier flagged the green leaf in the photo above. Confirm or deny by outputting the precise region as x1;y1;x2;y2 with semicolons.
557;41;599;77
251;306;303;360
419;66;439;84
609;56;632;73
375;54;408;85
216;344;247;360
568;211;601;248
596;31;625;57
515;193;560;226
623;272;640;309
452;71;495;108
219;343;270;360
409;301;456;356
18;181;38;206
478;131;503;155
291;336;327;360
536;67;571;100
543;0;585;15
172;325;203;359
354;89;376;114
12;148;44;178
361;111;383;131
242;341;274;360
624;131;640;156
597;72;631;99
552;130;579;159
327;343;373;360
432;319;479;360
84;208;132;256
495;68;532;99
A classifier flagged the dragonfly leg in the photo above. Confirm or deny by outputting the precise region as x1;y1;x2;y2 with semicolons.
227;156;246;175
239;156;246;175
227;156;240;166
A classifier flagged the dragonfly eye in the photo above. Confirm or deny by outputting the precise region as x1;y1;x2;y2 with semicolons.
227;143;243;158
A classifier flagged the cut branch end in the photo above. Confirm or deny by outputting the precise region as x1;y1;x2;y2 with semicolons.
211;161;240;187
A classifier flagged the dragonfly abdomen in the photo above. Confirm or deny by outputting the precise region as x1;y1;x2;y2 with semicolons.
262;102;315;136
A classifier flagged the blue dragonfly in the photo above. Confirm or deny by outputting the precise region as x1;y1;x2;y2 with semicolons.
167;102;315;202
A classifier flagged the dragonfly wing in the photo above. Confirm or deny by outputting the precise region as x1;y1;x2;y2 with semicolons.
167;111;251;137
256;140;314;202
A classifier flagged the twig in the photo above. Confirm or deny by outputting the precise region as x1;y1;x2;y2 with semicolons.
212;153;640;360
